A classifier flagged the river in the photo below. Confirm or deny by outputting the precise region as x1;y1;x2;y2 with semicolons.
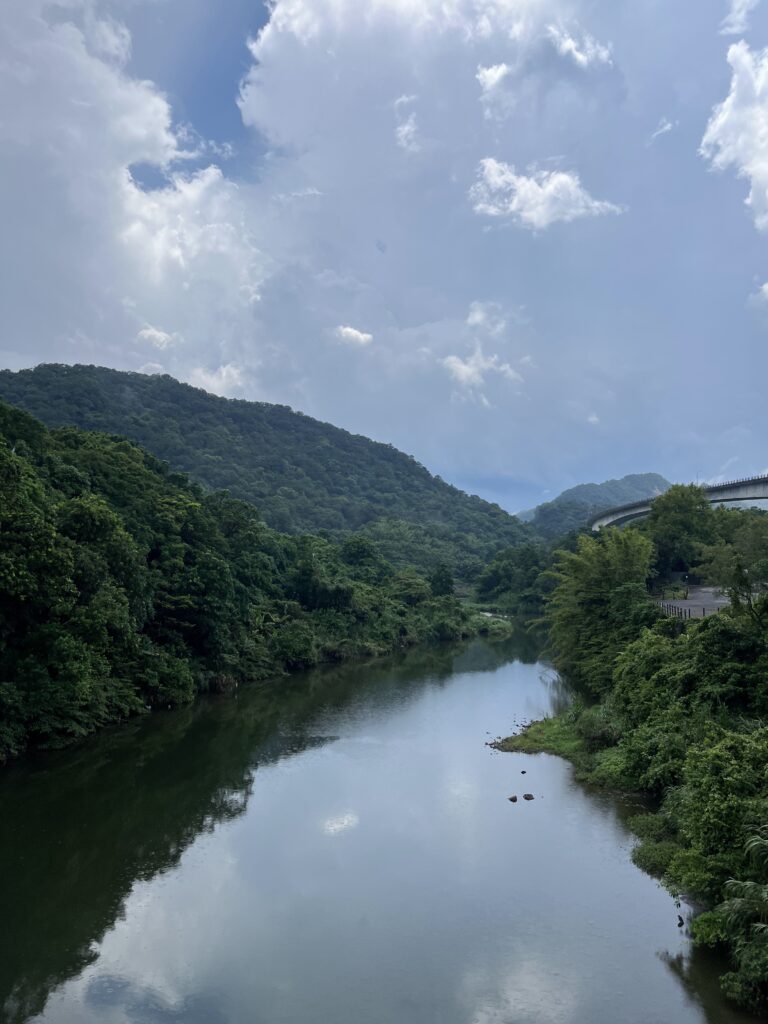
0;638;759;1024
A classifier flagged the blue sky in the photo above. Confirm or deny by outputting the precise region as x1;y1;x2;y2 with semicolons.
3;1;768;512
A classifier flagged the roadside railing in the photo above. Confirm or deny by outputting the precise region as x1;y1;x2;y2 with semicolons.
658;602;723;621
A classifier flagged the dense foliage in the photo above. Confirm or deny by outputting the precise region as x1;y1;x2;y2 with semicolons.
528;487;768;1010
0;401;494;764
518;472;670;539
475;543;549;617
0;364;529;578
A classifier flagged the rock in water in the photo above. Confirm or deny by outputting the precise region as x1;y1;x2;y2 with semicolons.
523;793;534;801
508;795;518;803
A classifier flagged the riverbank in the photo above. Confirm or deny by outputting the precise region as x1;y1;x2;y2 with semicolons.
493;694;768;1015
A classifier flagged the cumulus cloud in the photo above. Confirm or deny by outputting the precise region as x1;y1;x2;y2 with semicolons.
83;11;132;66
470;158;623;229
443;343;522;390
136;325;179;350
476;63;514;119
9;0;744;503
335;325;373;346
476;64;512;94
721;0;760;35
547;25;612;68
257;0;551;43
701;41;768;229
0;1;265;387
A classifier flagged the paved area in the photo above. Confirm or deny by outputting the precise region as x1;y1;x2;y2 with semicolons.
658;586;730;620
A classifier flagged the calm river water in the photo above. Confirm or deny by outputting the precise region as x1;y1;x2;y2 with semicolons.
0;638;760;1024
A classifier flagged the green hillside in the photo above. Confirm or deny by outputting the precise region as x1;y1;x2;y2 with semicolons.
0;399;490;762
521;473;671;539
0;364;528;578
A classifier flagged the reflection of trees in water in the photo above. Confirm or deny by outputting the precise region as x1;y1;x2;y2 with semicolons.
659;949;758;1024
0;636;531;1023
0;699;259;1024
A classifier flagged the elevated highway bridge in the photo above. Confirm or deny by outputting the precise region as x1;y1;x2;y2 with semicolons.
590;474;768;531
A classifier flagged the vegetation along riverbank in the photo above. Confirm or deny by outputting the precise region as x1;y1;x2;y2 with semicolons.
0;399;512;765
487;485;768;1013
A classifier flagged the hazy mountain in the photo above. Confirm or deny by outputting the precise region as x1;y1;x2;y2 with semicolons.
521;473;671;539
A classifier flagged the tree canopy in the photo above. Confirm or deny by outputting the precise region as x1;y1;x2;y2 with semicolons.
0;400;490;763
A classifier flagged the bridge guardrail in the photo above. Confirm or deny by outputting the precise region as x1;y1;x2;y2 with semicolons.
588;473;768;530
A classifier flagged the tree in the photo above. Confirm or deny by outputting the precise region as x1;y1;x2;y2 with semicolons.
546;528;657;695
645;484;714;576
428;562;454;597
475;543;546;614
698;512;768;625
693;825;768;1012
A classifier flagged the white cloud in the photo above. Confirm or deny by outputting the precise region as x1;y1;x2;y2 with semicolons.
442;343;522;389
335;325;373;346
136;325;179;350
275;187;323;203
470;158;623;229
83;12;132;66
396;111;421;152
138;362;165;375
467;301;507;337
547;25;612;68
0;2;265;389
721;0;760;35
476;63;512;94
648;117;677;144
587;412;600;424
7;0;719;499
701;41;768;229
393;94;422;152
188;364;244;397
322;812;359;835
257;0;554;44
476;63;514;119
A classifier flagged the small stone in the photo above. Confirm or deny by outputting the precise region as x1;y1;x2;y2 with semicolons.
521;770;526;774
508;795;518;803
523;793;534;801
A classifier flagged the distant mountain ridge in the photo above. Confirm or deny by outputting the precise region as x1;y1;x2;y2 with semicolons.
0;364;529;577
520;473;671;539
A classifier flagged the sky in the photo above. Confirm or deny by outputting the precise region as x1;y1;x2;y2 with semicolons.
3;1;768;512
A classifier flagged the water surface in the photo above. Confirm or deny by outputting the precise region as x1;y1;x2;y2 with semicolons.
0;639;757;1024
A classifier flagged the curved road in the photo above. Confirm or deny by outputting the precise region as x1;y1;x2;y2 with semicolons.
590;473;768;530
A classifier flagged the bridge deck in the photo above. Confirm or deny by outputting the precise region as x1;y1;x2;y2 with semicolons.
590;473;768;531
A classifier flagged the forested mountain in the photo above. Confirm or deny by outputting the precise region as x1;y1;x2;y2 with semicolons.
0;400;491;763
520;472;671;539
0;364;528;577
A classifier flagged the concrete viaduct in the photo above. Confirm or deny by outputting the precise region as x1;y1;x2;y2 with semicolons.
590;474;768;531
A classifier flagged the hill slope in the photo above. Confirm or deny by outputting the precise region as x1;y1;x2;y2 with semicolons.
521;473;671;539
0;364;528;576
